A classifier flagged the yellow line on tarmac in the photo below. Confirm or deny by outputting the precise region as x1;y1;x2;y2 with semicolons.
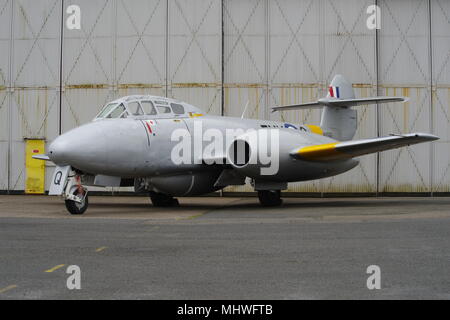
0;285;17;294
185;213;205;220
95;247;107;253
176;213;205;221
45;264;66;273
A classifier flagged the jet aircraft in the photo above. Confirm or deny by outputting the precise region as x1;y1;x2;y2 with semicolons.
33;75;438;215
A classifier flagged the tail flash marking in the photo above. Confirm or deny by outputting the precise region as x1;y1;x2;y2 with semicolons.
329;86;340;98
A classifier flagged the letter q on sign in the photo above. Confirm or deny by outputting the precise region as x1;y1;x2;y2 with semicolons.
66;5;81;30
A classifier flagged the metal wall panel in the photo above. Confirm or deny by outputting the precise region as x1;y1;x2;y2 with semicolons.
10;0;61;191
62;0;114;132
268;0;321;133
169;0;222;115
431;0;450;192
0;0;447;195
378;0;432;192
319;0;377;193
224;0;267;120
115;0;166;98
0;0;11;190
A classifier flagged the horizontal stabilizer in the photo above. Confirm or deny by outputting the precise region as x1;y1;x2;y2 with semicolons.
272;97;407;112
32;154;50;161
292;133;439;162
272;102;323;111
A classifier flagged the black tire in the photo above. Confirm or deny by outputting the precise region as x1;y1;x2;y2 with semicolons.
149;192;180;207
258;190;283;207
65;191;89;215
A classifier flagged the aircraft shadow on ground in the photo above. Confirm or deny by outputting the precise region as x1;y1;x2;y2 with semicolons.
79;198;450;211
226;199;450;209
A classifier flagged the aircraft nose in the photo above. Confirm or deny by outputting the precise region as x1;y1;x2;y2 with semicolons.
49;132;79;165
48;123;106;167
48;120;147;175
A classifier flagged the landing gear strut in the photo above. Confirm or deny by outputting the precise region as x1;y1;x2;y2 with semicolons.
258;190;283;207
64;174;89;215
149;192;180;207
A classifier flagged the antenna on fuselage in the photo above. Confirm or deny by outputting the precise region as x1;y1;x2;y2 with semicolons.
241;100;250;119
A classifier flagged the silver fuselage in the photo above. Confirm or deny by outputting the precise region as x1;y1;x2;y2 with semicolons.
49;114;358;184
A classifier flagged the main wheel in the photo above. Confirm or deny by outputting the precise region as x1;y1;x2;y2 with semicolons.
258;190;283;207
65;190;89;215
149;192;180;207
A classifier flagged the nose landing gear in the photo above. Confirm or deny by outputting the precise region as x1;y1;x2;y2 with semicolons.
64;174;89;215
65;189;89;215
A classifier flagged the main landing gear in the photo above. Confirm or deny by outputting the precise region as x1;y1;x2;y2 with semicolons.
149;192;180;207
258;190;283;207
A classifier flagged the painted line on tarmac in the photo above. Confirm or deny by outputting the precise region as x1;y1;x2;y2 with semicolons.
175;199;245;221
45;264;66;273
0;285;17;294
177;213;205;221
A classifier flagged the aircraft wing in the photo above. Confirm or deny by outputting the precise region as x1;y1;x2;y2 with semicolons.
272;97;407;112
292;133;439;162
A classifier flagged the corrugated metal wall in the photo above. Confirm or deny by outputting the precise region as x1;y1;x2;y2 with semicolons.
0;0;448;194
432;0;450;193
0;0;10;191
7;0;61;192
378;0;432;193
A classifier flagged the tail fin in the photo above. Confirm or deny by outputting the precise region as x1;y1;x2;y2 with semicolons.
326;74;355;100
321;75;357;141
272;75;407;141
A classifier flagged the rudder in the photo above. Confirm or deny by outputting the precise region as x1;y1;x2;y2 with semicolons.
321;75;357;141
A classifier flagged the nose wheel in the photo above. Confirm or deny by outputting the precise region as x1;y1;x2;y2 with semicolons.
65;189;89;215
63;174;89;215
258;190;283;207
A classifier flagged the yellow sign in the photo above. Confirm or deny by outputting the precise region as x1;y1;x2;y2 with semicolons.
25;140;45;194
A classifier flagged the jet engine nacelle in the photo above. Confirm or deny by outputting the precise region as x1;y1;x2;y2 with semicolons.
227;129;358;182
227;129;290;181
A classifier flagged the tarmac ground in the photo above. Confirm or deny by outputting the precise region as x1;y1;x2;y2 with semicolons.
0;195;449;299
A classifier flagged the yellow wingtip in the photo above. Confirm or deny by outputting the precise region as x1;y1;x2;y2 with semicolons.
297;143;341;160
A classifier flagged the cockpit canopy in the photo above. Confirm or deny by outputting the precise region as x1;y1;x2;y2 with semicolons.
94;95;203;120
